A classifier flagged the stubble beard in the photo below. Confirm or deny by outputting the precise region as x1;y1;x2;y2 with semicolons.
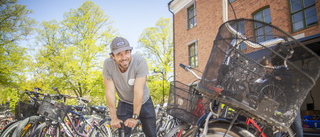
118;59;129;71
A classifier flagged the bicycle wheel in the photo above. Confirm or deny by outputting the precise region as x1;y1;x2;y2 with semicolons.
259;84;287;111
0;120;20;137
12;115;40;137
29;122;47;137
196;122;255;137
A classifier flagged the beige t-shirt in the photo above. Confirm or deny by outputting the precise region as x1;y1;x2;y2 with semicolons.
102;54;150;104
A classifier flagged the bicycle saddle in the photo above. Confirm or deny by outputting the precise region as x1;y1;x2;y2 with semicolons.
91;105;106;113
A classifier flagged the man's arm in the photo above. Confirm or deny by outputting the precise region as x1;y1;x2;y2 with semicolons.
133;76;146;116
275;67;292;82
124;76;146;128
104;77;122;128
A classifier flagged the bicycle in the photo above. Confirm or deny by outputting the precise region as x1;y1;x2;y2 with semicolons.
0;89;44;137
154;102;185;137
30;92;110;136
15;89;43;120
178;62;295;137
164;80;212;137
166;0;319;135
9;87;112;137
0;109;15;133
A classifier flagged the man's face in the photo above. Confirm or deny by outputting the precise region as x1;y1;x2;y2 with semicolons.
112;50;132;72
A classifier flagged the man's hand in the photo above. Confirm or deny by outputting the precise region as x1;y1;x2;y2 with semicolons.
110;118;123;128
124;118;139;128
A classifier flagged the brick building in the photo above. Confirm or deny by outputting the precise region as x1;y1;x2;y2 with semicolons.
168;0;320;111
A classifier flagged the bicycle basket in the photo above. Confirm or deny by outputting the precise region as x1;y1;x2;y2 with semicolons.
15;101;39;120
198;19;320;129
37;95;69;122
167;81;211;125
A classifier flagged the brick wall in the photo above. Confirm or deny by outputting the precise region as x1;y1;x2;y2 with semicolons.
173;0;320;84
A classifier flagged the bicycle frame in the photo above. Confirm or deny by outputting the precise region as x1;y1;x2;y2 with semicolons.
61;101;108;137
246;118;267;137
62;112;102;137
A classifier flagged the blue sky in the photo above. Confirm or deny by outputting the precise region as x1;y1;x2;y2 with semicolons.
17;0;173;51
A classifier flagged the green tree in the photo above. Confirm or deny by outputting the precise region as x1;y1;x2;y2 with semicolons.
0;0;34;86
0;0;35;107
61;1;117;100
30;1;117;105
29;20;65;92
138;17;173;104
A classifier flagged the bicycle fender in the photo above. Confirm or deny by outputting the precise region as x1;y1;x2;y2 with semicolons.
196;112;210;126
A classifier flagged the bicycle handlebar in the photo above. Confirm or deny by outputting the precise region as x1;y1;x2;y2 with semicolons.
24;89;45;102
179;63;188;70
179;63;202;80
51;87;92;104
222;0;288;49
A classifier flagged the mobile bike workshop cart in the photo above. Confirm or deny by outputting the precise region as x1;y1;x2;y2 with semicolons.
195;18;320;133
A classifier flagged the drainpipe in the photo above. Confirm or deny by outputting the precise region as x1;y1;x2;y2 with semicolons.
168;0;175;82
222;0;228;23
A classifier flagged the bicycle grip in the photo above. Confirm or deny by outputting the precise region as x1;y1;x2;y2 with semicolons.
180;63;187;69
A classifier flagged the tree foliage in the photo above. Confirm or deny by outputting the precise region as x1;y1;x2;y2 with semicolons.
0;0;34;86
1;0;173;107
0;0;35;108
138;17;173;104
29;1;117;104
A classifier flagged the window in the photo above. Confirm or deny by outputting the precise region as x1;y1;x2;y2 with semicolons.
253;7;273;43
188;42;198;68
231;21;246;50
187;3;196;29
290;0;318;32
229;0;236;3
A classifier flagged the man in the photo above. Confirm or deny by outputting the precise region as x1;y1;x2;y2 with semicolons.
102;37;156;137
260;58;303;137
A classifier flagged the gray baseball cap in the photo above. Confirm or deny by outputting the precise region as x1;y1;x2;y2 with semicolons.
110;37;133;54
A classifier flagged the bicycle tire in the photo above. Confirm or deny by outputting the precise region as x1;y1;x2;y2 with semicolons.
165;123;188;137
195;121;255;137
0;120;20;137
259;84;287;111
12;115;40;137
29;122;47;137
